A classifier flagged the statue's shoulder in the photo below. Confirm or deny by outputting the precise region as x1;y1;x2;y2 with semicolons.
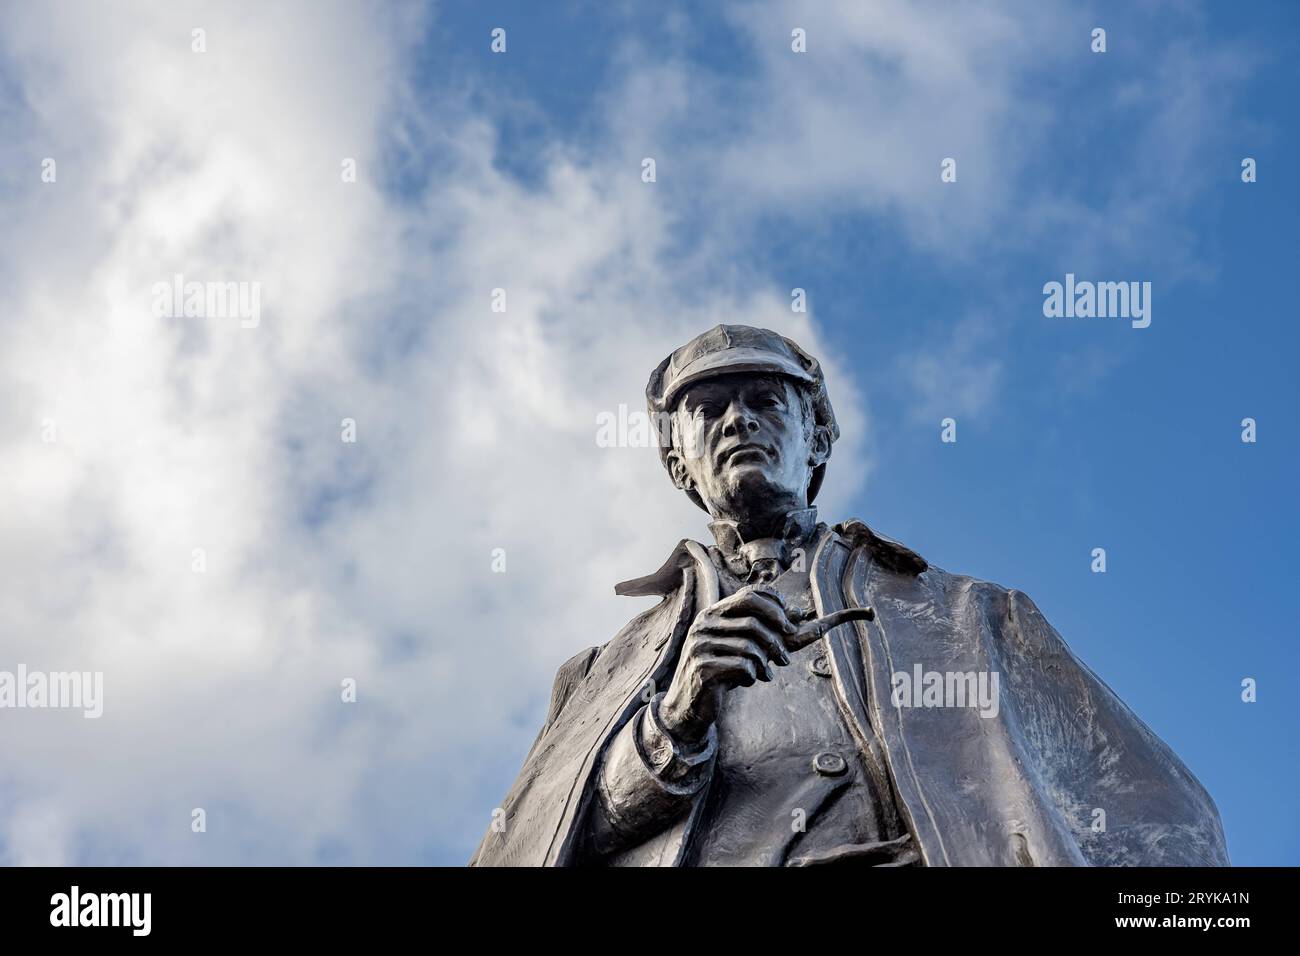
832;518;929;577
833;520;1023;598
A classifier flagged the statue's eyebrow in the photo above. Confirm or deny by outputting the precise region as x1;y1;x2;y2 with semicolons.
681;387;723;408
745;377;784;397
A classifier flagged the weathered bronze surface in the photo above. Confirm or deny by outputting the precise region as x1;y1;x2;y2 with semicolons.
471;325;1229;867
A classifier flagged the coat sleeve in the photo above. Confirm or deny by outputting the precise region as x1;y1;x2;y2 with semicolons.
467;644;602;866
468;587;694;867
1000;588;1230;866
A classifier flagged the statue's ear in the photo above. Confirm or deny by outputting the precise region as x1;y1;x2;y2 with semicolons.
809;423;832;468
665;447;694;492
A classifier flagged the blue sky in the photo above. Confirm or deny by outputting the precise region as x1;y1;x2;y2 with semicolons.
415;1;1298;865
0;1;1293;867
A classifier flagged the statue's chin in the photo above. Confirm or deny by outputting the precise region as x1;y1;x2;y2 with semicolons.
713;467;802;520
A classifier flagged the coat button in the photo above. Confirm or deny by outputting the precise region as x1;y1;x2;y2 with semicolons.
809;655;833;678
812;752;847;776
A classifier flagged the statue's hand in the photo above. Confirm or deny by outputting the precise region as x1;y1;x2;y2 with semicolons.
658;585;798;746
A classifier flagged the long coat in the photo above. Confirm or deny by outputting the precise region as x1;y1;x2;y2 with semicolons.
470;520;1229;866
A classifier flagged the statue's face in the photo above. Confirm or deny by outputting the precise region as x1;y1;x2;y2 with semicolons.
671;374;823;520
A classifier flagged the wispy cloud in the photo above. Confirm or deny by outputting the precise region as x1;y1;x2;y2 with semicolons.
898;314;1004;426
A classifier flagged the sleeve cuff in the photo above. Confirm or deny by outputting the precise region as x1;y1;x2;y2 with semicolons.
639;692;717;789
593;695;716;847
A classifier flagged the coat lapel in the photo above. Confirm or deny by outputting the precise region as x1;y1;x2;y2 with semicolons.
546;541;718;865
808;528;910;846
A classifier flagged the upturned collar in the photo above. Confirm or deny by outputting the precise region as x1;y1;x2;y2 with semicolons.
613;515;927;599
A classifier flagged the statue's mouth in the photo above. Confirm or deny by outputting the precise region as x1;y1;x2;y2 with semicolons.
718;443;771;466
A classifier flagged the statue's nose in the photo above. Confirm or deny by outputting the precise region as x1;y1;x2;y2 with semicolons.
722;406;759;437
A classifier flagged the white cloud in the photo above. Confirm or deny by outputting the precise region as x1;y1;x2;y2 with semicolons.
0;1;871;864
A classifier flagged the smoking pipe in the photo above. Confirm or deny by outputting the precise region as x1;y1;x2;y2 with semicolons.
749;585;875;651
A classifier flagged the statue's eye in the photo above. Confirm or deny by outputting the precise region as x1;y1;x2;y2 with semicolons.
695;403;719;417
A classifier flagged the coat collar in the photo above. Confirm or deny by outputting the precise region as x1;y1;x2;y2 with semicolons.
614;515;927;598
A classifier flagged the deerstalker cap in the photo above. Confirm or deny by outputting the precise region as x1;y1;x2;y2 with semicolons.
647;324;839;510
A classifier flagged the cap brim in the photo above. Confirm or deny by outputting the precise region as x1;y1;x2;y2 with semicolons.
662;347;815;409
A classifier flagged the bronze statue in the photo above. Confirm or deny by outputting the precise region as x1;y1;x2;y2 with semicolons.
471;325;1229;866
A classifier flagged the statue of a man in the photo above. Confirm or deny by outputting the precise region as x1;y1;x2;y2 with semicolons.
471;325;1229;866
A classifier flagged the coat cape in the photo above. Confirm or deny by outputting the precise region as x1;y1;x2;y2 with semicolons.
471;521;1228;866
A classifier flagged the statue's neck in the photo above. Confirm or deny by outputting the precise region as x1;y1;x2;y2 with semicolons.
708;505;818;555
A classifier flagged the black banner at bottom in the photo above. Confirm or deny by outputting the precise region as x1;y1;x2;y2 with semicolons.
0;866;1286;941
